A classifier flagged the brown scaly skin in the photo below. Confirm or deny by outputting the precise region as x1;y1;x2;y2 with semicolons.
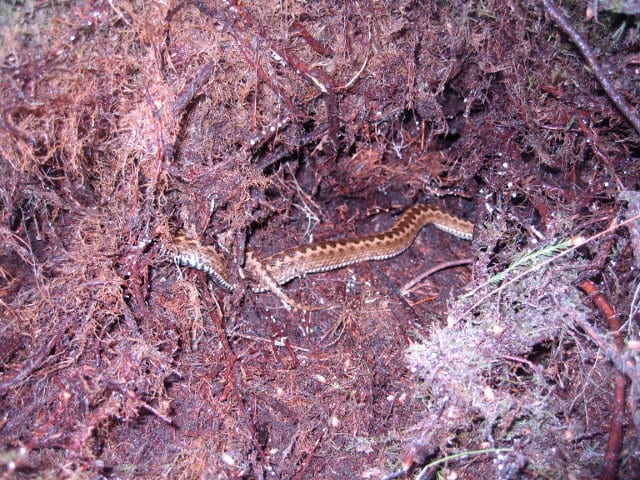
165;204;474;310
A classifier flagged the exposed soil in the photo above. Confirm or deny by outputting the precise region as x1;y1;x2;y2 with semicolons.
1;1;640;479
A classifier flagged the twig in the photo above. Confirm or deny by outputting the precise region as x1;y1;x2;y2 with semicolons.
339;55;369;91
400;258;473;295
578;280;627;480
412;448;512;480
542;0;640;134
202;289;238;403
233;332;310;352
575;115;625;189
140;402;175;426
503;354;537;371
450;212;640;326
289;20;333;56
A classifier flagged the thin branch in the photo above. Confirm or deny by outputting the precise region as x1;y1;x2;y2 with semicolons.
542;0;640;134
450;212;640;326
400;258;473;295
578;280;627;480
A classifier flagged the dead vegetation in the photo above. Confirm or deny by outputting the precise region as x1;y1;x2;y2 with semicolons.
1;0;640;478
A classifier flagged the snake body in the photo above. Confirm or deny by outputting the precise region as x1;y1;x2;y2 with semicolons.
165;204;473;309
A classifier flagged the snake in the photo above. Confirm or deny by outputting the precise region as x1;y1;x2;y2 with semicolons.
163;204;474;310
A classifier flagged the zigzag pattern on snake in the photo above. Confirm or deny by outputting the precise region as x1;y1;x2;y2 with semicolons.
163;204;474;310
